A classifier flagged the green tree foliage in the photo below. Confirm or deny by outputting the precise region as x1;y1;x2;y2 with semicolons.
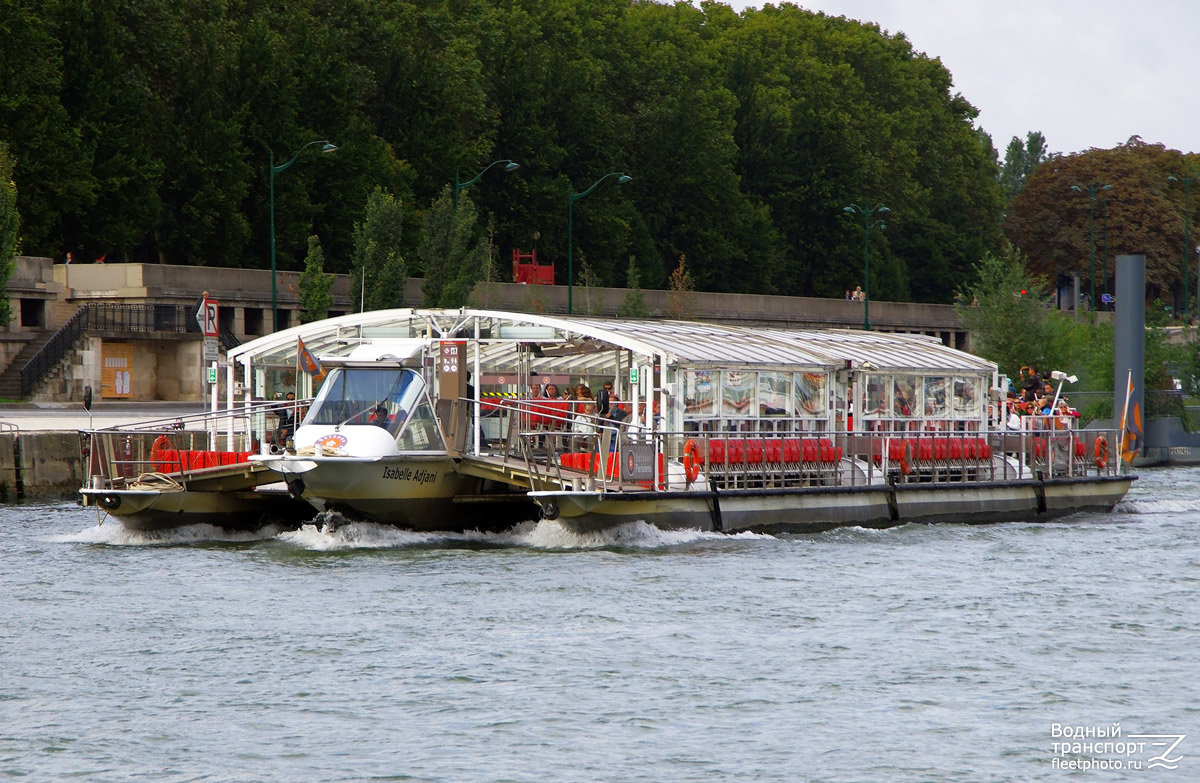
419;187;488;308
1006;140;1200;308
0;0;1019;302
0;143;18;324
617;257;648;318
352;186;407;311
957;249;1057;379
297;235;333;322
1000;131;1048;201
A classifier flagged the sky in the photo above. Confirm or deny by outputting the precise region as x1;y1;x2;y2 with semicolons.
723;0;1197;157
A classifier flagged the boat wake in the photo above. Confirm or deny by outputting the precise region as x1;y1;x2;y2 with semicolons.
51;520;289;546
276;512;772;551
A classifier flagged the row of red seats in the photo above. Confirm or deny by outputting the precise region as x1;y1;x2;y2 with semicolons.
560;451;621;479
704;438;842;466
1031;438;1089;459
870;437;994;464
559;451;668;488
152;449;253;474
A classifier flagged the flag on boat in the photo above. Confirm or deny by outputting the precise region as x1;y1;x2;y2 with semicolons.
297;338;323;377
1118;370;1142;463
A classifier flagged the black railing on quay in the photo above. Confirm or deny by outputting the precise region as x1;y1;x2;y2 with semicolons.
20;303;196;398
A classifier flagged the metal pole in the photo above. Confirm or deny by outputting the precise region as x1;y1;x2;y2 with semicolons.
567;197;575;315
1088;191;1096;312
862;213;871;331
268;149;278;333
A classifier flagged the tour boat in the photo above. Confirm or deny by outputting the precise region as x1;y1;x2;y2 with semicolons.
222;308;1133;534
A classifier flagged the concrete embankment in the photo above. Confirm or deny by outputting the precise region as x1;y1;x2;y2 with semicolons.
0;403;203;501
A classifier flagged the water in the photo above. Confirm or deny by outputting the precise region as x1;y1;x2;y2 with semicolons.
3;469;1197;782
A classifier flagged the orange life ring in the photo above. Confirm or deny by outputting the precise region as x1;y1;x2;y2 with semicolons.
682;439;700;484
151;434;171;457
899;440;911;476
1094;436;1109;469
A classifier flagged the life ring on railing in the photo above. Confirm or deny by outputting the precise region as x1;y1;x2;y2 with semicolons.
151;435;171;457
682;439;701;484
899;441;911;476
1093;436;1109;469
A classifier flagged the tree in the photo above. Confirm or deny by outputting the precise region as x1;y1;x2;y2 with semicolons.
956;249;1056;379
1005;139;1198;308
617;257;648;318
352;186;406;311
576;251;602;316
666;252;695;320
297;235;334;322
419;186;488;308
0;143;17;325
999;131;1048;201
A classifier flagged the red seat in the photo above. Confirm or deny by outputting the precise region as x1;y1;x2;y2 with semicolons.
802;439;820;463
726;440;745;465
782;439;801;463
744;440;764;465
707;439;726;465
763;439;783;463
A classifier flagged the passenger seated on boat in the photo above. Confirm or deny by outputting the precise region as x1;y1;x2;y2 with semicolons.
277;392;298;442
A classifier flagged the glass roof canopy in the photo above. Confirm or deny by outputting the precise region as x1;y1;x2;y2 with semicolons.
227;309;996;377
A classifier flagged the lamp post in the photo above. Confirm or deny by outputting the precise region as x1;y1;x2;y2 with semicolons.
843;203;889;331
453;159;519;211
567;172;632;314
1070;183;1112;312
1168;174;1195;321
269;139;337;332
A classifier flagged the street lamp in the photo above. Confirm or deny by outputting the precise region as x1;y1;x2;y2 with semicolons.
1168;173;1195;321
1070;182;1113;312
453;159;520;210
567;172;632;314
843;203;889;331
269;139;337;332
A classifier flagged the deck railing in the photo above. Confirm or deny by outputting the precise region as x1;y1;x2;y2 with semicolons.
493;400;1127;493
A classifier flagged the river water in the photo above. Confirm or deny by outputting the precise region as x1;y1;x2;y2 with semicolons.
3;467;1196;782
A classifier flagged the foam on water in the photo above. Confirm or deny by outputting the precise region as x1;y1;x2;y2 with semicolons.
49;519;288;546
274;512;766;551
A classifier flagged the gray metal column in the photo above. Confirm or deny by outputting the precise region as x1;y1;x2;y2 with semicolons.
1113;254;1144;460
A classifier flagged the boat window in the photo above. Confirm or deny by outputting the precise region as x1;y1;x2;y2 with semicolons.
953;377;981;418
923;376;948;418
795;372;826;418
397;398;445;451
722;371;756;417
683;371;716;416
758;372;792;417
303;368;424;431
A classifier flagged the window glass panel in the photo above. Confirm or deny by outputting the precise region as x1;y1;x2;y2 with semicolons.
893;376;916;417
398;399;445;451
954;377;981;418
923;376;948;418
722;371;756;416
683;370;716;416
795;372;827;418
758;372;791;417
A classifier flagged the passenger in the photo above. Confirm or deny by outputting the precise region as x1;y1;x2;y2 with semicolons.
1020;366;1043;403
573;400;597;437
276;392;297;442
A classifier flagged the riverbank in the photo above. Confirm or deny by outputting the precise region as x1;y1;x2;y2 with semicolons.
0;402;203;499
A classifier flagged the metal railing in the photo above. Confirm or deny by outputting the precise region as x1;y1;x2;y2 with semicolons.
20;303;198;398
82;398;308;490
495;403;1127;494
